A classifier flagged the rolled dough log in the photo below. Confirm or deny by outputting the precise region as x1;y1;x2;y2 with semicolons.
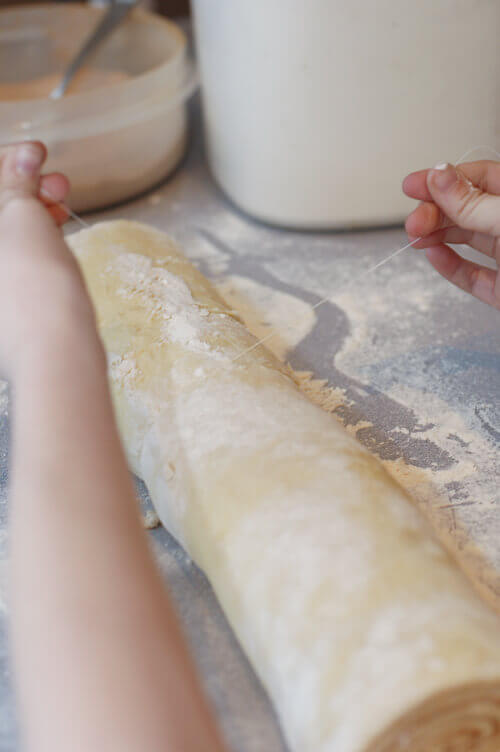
69;221;500;752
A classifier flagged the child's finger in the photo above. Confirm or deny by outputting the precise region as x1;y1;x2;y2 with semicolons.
0;142;46;208
39;173;70;207
426;243;500;309
47;204;70;227
427;164;500;236
39;173;71;225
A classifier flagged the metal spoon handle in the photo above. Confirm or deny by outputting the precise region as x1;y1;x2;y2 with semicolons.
50;1;136;100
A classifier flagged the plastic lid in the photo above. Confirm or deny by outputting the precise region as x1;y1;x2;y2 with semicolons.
0;4;198;142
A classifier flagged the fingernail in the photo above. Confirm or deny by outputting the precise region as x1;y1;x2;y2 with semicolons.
431;162;457;191
15;143;43;176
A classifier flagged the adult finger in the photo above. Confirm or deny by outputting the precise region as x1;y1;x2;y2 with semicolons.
426;243;500;309
427;164;500;236
404;161;500;202
402;170;432;201
405;201;453;239
410;227;499;258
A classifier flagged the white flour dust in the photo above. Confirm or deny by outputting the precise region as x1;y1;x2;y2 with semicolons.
321;259;500;599
0;381;8;417
331;259;456;376
209;255;499;598
215;276;316;362
109;251;210;352
143;509;161;529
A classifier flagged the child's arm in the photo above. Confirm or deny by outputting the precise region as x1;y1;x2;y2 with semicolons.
1;143;227;752
403;161;500;309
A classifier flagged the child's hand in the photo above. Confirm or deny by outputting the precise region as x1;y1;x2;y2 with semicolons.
0;141;69;225
0;142;95;378
403;161;500;309
3;145;228;752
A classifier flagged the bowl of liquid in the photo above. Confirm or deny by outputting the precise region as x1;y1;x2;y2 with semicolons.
0;3;197;212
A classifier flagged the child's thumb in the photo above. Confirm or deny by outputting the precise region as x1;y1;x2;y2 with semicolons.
0;142;45;206
427;163;500;236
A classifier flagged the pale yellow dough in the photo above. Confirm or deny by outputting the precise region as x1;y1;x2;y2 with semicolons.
69;221;500;752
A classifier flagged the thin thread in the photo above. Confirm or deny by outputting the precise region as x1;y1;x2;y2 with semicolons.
456;146;500;164
231;144;500;363
40;186;91;229
232;238;418;362
36;143;500;363
37;143;500;237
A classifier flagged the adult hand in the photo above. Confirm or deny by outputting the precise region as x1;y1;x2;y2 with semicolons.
403;161;500;310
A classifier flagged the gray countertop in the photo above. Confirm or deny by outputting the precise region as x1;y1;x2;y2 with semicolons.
1;104;499;751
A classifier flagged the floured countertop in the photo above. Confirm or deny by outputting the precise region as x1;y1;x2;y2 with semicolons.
0;101;498;751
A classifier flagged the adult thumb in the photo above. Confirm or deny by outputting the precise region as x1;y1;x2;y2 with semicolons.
427;163;500;236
